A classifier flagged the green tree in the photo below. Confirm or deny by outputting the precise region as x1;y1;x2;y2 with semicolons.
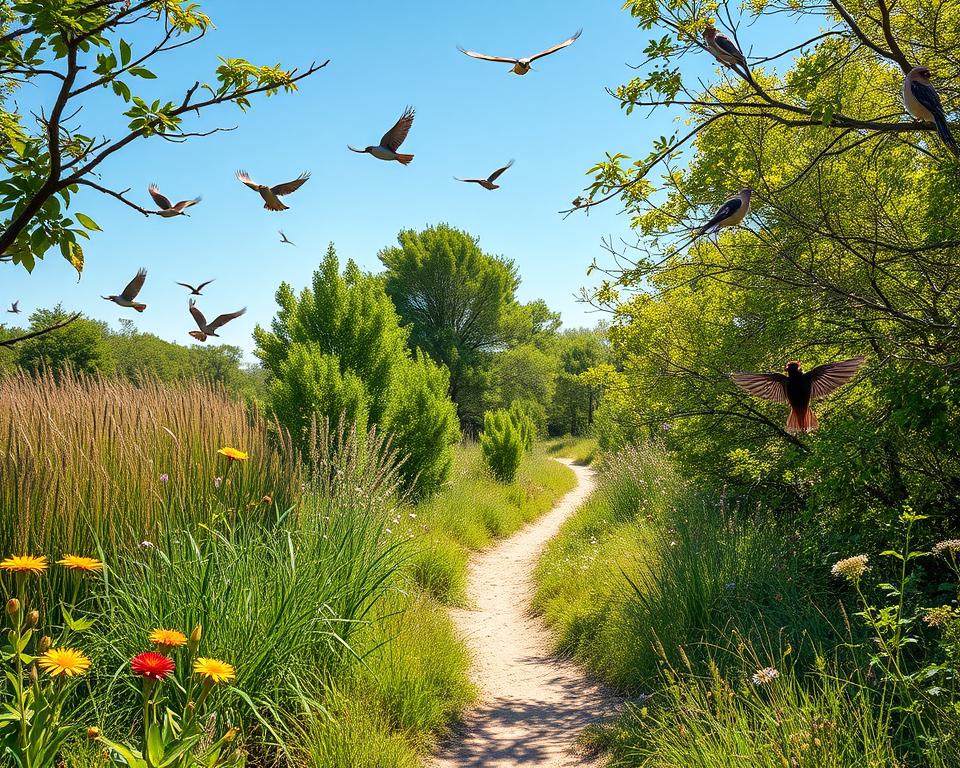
16;306;114;375
548;328;609;436
479;408;525;483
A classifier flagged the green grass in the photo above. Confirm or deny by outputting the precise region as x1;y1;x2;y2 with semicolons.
544;435;598;465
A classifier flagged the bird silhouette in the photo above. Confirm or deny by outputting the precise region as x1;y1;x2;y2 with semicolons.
188;299;246;342
236;170;310;211
703;27;747;70
732;357;865;433
176;279;214;296
455;160;514;190
903;67;959;156
279;230;295;246
7;300;20;314
102;269;147;312
691;189;752;241
148;184;201;217
348;107;416;164
458;30;581;75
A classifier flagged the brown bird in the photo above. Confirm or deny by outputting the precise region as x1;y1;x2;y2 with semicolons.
176;279;214;296
731;357;865;433
188;299;246;342
348;107;416;164
703;26;747;70
148;184;201;217
7;300;20;314
236;170;310;211
455;160;514;190
102;268;147;312
457;30;581;75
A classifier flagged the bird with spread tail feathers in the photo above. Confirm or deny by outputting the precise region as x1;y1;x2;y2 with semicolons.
903;67;959;156
457;30;582;75
188;299;246;342
148;185;201;217
279;230;295;246
176;279;214;296
455;160;514;190
731;357;866;433
236;170;310;211
7;300;20;314
102;269;147;312
690;189;752;241
348;107;416;164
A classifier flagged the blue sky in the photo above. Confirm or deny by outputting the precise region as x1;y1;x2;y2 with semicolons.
2;1;765;360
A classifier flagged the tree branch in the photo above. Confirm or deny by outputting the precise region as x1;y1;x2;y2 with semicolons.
0;313;82;348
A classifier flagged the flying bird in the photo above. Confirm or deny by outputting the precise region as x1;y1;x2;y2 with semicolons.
454;160;514;190
457;29;582;75
348;107;416;164
102;268;147;312
188;299;246;342
236;170;310;211
279;230;295;246
176;279;214;296
7;300;20;314
903;66;959;156
703;26;747;70
731;356;865;433
148;184;201;217
691;188;752;240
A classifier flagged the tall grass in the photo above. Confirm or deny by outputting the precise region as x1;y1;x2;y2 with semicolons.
544;435;598;465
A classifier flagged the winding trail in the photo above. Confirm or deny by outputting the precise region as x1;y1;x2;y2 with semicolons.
430;460;620;768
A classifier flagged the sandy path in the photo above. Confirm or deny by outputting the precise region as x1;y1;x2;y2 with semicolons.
430;460;620;768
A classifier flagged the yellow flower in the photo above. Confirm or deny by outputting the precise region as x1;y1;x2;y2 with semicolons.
193;657;236;684
217;447;249;462
0;555;47;575
38;648;91;677
149;628;187;649
57;555;104;573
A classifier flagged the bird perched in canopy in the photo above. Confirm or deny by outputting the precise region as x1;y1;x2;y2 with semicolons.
348;107;416;164
148;185;201;217
691;189;752;240
703;26;747;71
188;300;246;342
458;30;581;75
455;160;514;190
236;170;310;211
7;300;19;313
731;356;865;433
176;279;214;296
102;269;147;312
903;66;958;156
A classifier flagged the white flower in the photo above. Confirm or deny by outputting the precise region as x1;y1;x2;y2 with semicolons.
751;666;779;685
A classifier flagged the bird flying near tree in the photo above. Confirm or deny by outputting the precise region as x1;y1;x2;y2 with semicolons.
175;279;214;296
102;269;148;312
188;299;246;342
148;184;201;217
348;107;416;164
457;30;582;75
279;230;295;246
236;170;310;211
703;26;747;71
7;300;20;314
903;67;959;156
454;160;514;190
731;357;866;433
691;189;752;240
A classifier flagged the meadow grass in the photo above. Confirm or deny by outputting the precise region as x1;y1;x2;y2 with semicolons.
544;435;598;465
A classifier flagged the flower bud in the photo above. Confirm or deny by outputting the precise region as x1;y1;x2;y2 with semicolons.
87;727;101;740
190;624;202;646
224;727;239;743
29;664;38;685
39;635;52;653
5;598;19;616
25;610;39;628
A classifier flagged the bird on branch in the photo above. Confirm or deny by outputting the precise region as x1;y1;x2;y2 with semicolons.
454;160;514;190
102;269;147;312
236;170;310;211
689;188;752;242
903;67;958;156
457;30;581;76
703;26;747;72
348;107;416;164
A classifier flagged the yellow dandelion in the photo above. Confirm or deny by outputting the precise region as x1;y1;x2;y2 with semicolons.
57;555;104;573
0;555;47;575
217;447;249;462
193;657;236;684
38;647;91;677
149;628;187;649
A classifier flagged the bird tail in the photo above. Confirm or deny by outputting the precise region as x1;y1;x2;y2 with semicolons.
786;407;818;434
132;303;147;313
264;201;289;211
933;112;960;156
188;331;208;342
395;153;414;165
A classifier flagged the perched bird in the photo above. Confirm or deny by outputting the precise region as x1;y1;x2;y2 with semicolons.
731;356;865;433
692;189;752;239
903;66;958;156
458;30;582;75
175;279;214;296
279;230;296;246
703;26;747;70
188;299;246;342
348;107;416;164
7;300;20;314
236;170;310;211
454;160;514;190
148;184;201;217
102;268;147;312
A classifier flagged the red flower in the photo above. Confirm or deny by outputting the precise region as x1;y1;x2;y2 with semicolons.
130;651;175;681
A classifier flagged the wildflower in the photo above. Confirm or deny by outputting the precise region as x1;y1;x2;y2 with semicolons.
58;555;104;573
87;727;101;740
6;598;19;615
149;628;187;650
159;473;169;484
193;657;236;684
38;648;91;678
140;540;155;549
923;605;955;629
213;477;223;489
831;554;869;583
131;652;175;681
933;540;960;558
217;447;249;462
0;555;47;575
38;636;51;653
752;666;780;686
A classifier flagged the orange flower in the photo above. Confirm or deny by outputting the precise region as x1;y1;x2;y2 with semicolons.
38;648;91;677
149;628;187;650
217;447;248;462
0;555;47;575
57;555;104;573
193;657;235;684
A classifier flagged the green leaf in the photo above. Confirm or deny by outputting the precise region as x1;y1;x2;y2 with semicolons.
74;212;101;231
119;39;131;67
130;67;157;79
146;722;165;766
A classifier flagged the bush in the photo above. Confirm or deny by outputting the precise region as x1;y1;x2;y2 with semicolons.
479;409;525;482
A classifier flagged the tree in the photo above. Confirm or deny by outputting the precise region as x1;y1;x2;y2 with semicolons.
379;224;519;428
0;1;327;274
548;328;609;436
16;306;114;375
479;408;526;483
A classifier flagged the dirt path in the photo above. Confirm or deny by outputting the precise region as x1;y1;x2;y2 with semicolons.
430;460;620;768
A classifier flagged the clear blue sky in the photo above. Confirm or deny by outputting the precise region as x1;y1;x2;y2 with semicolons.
1;2;792;360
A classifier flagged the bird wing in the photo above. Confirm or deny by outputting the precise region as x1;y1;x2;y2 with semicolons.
713;34;745;61
148;184;173;210
487;159;514;183
176;282;197;292
702;197;743;230
121;268;147;301
730;372;789;403
236;170;261;191
207;307;247;332
188;300;207;330
173;196;201;211
195;279;215;292
457;46;518;64
271;173;310;196
808;356;865;399
380;107;415;151
11;301;17;310
528;29;582;62
910;79;945;116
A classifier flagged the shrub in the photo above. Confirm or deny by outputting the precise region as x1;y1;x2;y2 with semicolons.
479;409;525;482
